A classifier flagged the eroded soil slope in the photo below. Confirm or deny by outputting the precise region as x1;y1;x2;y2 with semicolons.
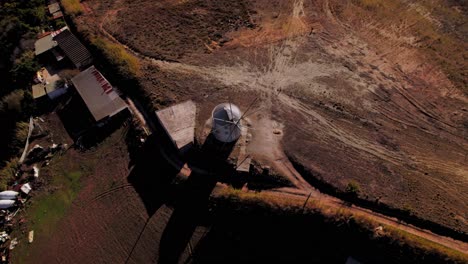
80;0;467;232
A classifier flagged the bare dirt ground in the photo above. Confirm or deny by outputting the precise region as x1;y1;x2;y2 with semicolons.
14;123;197;264
77;0;468;233
6;1;467;263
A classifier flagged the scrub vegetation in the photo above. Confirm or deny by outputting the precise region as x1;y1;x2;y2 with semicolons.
61;0;84;16
0;0;45;182
91;37;141;78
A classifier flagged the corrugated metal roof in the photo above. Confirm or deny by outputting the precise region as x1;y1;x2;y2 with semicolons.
54;30;93;68
71;66;128;122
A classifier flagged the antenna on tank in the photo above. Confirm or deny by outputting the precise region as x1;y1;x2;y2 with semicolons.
212;97;259;130
220;97;258;150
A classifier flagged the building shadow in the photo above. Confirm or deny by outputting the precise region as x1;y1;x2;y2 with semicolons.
56;92;94;139
127;133;181;217
34;95;62;116
57;91;130;149
186;134;236;178
158;171;217;264
158;133;235;264
125;128;255;264
187;205;350;264
76;110;130;149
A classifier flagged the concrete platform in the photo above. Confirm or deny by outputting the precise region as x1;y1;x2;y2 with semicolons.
236;126;251;173
156;100;197;152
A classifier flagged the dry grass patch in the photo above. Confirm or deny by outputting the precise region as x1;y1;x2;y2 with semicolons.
91;37;141;78
346;0;467;92
216;188;468;263
61;0;83;16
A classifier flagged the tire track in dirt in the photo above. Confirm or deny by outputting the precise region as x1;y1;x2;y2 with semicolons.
320;0;466;138
88;0;468;250
149;1;404;167
319;1;468;174
97;0;409;177
90;184;134;202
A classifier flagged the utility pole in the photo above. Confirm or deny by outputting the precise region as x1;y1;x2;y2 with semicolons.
301;191;313;213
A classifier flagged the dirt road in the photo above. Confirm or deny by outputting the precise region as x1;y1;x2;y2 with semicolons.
260;187;468;254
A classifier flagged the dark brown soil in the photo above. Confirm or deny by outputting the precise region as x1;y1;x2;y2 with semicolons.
72;0;468;233
104;0;254;61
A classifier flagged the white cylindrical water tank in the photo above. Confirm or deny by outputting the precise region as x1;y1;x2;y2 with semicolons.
212;103;242;143
0;191;19;200
0;200;15;209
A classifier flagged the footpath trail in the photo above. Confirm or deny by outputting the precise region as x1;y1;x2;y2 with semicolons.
260;187;468;254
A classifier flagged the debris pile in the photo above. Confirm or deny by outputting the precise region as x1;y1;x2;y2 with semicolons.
0;191;23;262
0;138;67;262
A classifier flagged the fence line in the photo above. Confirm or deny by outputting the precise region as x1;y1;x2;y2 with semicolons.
19;117;34;164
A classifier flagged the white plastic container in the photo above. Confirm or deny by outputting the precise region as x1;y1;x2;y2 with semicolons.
0;200;15;209
0;191;19;200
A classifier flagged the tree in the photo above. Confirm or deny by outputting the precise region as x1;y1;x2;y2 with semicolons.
10;51;39;86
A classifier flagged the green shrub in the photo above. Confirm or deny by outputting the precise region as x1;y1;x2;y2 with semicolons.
0;90;24;113
1;89;34;116
14;121;30;146
402;203;414;216
54;18;67;29
0;158;19;191
10;51;39;84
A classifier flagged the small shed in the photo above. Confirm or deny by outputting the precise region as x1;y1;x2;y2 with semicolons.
52;11;64;19
34;27;93;69
34;34;58;56
54;29;93;69
31;67;68;100
32;82;67;100
71;66;128;122
47;3;60;14
156;100;196;152
20;183;32;195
